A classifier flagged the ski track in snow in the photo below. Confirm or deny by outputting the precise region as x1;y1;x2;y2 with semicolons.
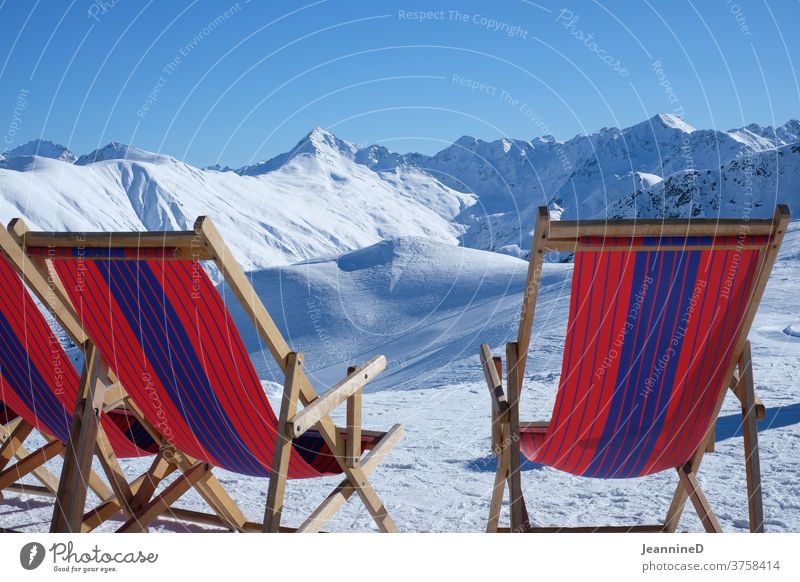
2;229;799;533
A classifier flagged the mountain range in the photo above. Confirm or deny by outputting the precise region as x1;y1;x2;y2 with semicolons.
1;113;797;267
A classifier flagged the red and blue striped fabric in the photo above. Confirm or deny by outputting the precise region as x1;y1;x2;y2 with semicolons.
27;246;179;259
51;256;370;479
0;254;156;457
520;236;766;478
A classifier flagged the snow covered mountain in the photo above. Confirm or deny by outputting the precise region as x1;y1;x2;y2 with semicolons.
0;114;797;265
3;139;76;163
0;130;473;271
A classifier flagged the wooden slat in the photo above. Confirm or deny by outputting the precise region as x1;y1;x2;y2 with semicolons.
5;483;54;497
286;355;386;438
738;342;765;532
263;352;302;533
94;426;134;514
677;464;722;533
497;524;666;533
0;440;64;489
345;365;362;468
479;345;508;418
21;230;206;251
516;207;550;382
50;344;105;533
487;422;510;533
0;420;34;471
505;342;530;533
547;215;777;239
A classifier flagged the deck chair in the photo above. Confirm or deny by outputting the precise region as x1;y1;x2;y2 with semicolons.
479;205;789;533
12;216;404;533
1;224;270;533
0;235;161;531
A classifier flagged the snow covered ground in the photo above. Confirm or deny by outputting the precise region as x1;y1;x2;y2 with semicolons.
2;225;799;533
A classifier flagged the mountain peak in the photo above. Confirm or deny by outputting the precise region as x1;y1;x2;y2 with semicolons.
238;128;358;176
652;113;695;133
300;127;357;156
453;135;479;149
75;142;176;166
3;139;76;162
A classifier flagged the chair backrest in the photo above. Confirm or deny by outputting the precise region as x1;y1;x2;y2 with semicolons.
36;248;328;479
516;207;789;478
0;252;154;456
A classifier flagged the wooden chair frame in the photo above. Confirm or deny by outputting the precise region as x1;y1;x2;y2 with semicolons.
7;216;403;533
0;224;254;533
480;205;789;533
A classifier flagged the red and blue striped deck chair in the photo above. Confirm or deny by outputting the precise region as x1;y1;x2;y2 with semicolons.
14;216;403;533
0;230;161;532
480;206;789;533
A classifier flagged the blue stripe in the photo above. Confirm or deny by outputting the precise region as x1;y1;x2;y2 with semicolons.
624;250;702;477
601;251;677;477
98;260;266;476
584;251;651;477
0;308;71;442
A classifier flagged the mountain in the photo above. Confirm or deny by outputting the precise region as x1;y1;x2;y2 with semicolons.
0;134;473;271
74;142;178;166
0;115;798;266
3;139;76;163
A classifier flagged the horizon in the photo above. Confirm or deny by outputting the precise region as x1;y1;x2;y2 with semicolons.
4;111;799;170
1;1;798;168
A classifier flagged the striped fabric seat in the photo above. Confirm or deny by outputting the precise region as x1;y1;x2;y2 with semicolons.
49;255;372;479
519;236;763;478
0;254;156;457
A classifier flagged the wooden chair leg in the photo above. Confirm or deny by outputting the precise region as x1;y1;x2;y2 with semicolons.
263;352;302;532
183;457;247;531
0;420;34;471
94;427;134;514
117;462;210;533
129;449;175;514
10;444;60;493
738;342;765;532
677;464;722;533
506;342;531;532
345;374;362;469
487;425;510;533
0;440;65;489
297;424;403;533
51;344;106;533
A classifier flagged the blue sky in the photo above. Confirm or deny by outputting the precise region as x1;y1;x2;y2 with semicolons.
1;0;798;167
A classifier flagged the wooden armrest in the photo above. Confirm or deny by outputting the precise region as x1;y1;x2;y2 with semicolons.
479;344;509;417
286;355;386;438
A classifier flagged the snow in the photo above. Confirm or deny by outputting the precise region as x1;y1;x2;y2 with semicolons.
0;115;799;532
